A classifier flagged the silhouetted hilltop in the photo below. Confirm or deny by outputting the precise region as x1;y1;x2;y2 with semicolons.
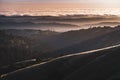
39;26;120;58
1;26;120;63
1;26;120;75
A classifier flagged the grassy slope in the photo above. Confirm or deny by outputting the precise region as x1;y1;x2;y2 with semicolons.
1;44;120;80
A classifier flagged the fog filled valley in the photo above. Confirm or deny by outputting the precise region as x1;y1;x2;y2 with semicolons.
1;15;120;80
1;15;120;32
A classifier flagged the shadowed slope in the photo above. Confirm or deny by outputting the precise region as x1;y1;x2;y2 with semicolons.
1;44;120;80
64;45;120;80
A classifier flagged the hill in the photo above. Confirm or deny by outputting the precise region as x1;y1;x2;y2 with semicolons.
1;44;120;80
1;26;120;62
39;26;120;59
1;26;120;75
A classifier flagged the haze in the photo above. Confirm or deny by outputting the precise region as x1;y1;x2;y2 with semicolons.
0;0;120;16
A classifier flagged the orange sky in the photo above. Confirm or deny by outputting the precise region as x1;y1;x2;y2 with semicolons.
0;1;120;10
0;3;96;10
0;2;120;16
0;0;120;11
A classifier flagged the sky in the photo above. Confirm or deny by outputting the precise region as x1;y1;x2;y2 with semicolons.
1;0;120;7
0;0;120;16
0;0;120;3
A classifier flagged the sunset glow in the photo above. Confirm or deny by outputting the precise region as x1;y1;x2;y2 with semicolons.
0;0;120;16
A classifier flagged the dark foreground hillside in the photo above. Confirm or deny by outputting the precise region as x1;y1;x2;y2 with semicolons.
1;44;120;80
1;26;120;67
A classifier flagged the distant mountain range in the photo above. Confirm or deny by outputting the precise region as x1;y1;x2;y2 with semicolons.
83;22;120;27
0;15;120;32
0;21;79;28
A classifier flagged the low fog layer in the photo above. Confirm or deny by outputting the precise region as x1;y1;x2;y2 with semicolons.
0;14;120;32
